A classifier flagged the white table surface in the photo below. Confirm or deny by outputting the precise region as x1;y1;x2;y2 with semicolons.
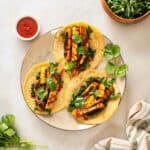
0;0;150;149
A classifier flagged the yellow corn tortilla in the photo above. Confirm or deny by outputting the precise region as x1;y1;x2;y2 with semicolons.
65;69;121;125
23;62;69;115
53;22;105;71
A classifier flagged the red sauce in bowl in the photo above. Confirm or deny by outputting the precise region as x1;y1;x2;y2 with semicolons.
17;16;38;38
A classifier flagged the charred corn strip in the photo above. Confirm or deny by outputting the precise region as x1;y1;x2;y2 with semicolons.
80;55;86;64
85;96;103;108
71;26;79;61
85;95;96;108
45;91;57;109
99;84;105;90
40;67;46;84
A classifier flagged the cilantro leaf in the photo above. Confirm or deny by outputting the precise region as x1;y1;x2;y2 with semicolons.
47;77;57;91
49;63;56;74
93;89;99;98
87;48;95;58
102;78;114;88
1;114;15;128
104;44;120;60
77;46;86;55
87;25;93;37
106;62;128;78
105;62;117;75
115;64;128;77
36;87;48;100
72;35;82;44
66;61;76;71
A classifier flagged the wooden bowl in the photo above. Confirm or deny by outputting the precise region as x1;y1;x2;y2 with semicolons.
101;0;150;24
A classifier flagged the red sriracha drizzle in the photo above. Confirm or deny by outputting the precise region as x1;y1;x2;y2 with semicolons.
17;16;38;38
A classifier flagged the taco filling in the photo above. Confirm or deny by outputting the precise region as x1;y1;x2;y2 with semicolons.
29;63;63;113
68;76;120;120
62;25;96;76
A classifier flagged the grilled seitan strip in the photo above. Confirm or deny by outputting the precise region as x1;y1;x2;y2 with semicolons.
65;28;72;61
75;103;105;117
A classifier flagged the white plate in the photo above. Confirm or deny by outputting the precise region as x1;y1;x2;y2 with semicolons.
20;27;126;131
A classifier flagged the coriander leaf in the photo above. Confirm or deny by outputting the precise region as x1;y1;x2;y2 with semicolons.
87;48;95;58
102;78;114;88
115;64;128;77
46;77;57;91
77;46;86;55
72;34;82;44
0;123;8;131
66;61;76;71
109;92;121;100
35;71;40;79
87;26;93;37
96;77;103;83
1;114;15;128
49;63;56;74
104;43;120;60
4;128;16;137
93;89;99;98
80;60;88;71
36;87;48;100
105;62;117;75
72;96;84;109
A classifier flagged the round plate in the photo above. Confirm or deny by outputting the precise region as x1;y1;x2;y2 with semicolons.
20;27;126;131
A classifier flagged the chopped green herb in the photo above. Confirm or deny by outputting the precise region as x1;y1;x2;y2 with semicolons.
96;77;103;83
107;0;150;19
93;89;99;98
87;25;93;37
72;34;82;44
77;46;86;55
35;71;40;79
49;63;56;74
66;61;76;71
102;78;114;88
0;114;45;149
36;87;48;100
87;48;95;58
47;77;57;91
109;92;121;100
80;60;88;71
1;114;15;128
69;96;85;111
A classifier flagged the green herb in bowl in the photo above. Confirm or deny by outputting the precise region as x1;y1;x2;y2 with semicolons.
107;0;150;19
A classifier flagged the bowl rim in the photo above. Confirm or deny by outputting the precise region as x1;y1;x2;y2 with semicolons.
16;15;40;41
101;0;150;23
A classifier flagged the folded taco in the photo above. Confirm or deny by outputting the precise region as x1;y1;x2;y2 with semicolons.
23;62;68;115
54;22;105;77
66;69;121;124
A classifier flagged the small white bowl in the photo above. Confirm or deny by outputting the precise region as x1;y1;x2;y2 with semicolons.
16;16;40;41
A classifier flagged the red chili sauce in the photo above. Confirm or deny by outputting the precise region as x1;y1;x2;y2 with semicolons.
17;16;38;38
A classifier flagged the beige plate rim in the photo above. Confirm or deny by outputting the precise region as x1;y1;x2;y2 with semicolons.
20;27;127;131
